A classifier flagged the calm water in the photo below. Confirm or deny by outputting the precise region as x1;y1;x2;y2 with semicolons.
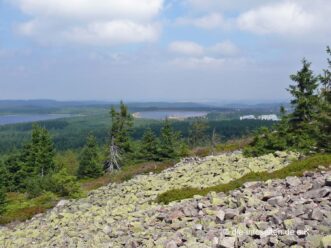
134;111;207;120
0;114;72;126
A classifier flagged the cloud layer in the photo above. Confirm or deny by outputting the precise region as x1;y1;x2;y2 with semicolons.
12;0;163;45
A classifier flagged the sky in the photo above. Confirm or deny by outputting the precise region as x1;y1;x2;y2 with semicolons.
0;0;330;102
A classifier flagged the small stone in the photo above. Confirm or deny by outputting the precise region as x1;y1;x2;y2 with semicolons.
262;191;278;201
267;196;285;207
286;177;301;187
102;225;112;235
219;237;236;248
216;210;225;223
243;182;259;188
197;202;204;210
195;224;203;231
280;235;297;246
309;209;324;221
212;237;219;246
165;240;178;248
224;209;239;220
56;200;70;208
325;177;331;187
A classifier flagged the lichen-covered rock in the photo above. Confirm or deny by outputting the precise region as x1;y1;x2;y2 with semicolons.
2;152;330;248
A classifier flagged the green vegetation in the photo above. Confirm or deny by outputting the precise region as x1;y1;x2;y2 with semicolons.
245;47;331;156
156;153;331;204
139;128;159;161
0;192;59;225
78;134;103;178
0;188;6;215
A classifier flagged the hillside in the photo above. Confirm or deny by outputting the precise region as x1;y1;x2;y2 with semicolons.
0;152;305;246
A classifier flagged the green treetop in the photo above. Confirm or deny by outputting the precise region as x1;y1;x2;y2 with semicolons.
78;134;103;178
110;101;134;153
140;128;159;161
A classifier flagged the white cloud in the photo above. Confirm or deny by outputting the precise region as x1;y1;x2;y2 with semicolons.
237;0;331;38
237;2;314;35
209;41;239;56
168;40;246;69
170;56;251;69
11;0;164;45
176;13;226;29
169;41;204;56
183;0;275;12
171;56;225;68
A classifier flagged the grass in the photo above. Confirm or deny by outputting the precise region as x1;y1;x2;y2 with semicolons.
156;153;331;204
0;192;59;225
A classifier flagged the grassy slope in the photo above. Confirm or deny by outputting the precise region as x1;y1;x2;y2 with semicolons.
156;154;331;204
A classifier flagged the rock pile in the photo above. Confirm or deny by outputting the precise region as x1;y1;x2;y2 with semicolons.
3;152;330;248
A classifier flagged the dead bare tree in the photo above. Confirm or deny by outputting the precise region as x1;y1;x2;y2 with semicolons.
104;137;121;173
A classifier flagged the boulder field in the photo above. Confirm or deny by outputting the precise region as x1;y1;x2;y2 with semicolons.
1;152;330;247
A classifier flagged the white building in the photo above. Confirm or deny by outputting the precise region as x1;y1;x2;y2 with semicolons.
258;114;279;121
240;115;256;120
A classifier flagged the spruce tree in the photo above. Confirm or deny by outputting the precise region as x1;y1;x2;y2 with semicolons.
159;119;181;159
288;59;319;126
110;101;134;153
3;153;26;191
23;125;55;177
78;134;103;178
140;128;159;161
287;59;319;151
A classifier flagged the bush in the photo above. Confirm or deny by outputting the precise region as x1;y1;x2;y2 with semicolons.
25;169;82;199
51;169;83;198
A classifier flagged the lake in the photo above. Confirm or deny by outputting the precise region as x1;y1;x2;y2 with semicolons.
0;114;73;126
133;111;208;120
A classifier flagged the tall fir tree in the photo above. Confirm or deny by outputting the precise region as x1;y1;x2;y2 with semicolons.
78;134;103;178
287;59;319;151
22;125;56;177
110;101;134;153
158;119;181;159
140;128;159;161
288;59;319;126
3;152;26;191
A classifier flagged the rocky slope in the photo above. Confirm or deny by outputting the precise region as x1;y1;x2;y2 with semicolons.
2;152;330;247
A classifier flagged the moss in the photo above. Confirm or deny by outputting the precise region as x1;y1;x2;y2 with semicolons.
156;154;331;204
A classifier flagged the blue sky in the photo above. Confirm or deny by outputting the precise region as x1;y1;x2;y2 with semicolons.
0;0;330;101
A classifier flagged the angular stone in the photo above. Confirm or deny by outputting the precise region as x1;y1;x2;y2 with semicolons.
215;210;225;223
267;196;285;207
309;209;324;221
286;177;301;187
195;224;203;231
224;209;239;220
280;235;297;246
219;237;236;248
